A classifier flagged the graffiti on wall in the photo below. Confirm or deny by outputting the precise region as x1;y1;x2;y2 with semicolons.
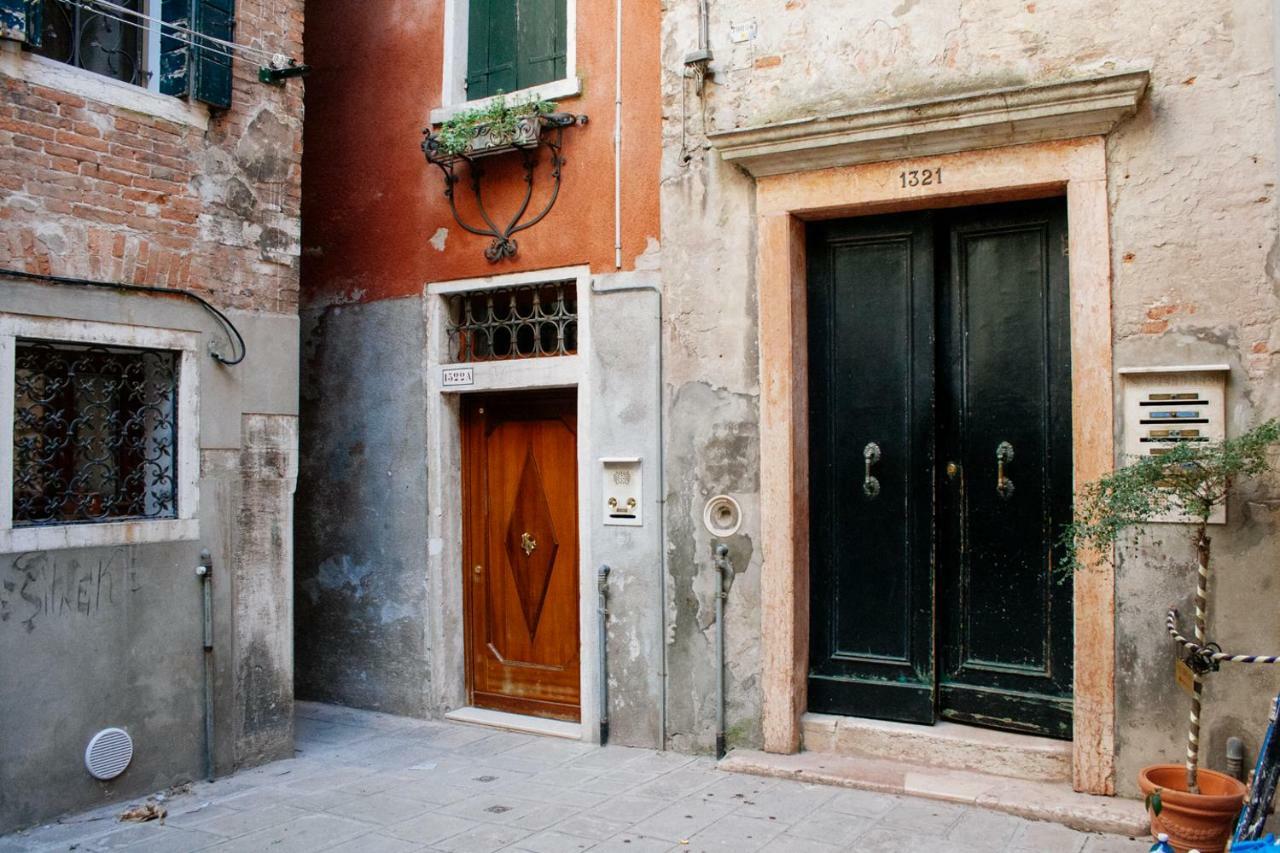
0;549;139;632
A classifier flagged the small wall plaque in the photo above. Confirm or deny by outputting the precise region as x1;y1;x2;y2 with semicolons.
442;366;474;388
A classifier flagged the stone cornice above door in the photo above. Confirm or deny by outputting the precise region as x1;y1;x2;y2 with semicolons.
707;71;1150;178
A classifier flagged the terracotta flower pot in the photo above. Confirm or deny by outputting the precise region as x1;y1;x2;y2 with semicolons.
1137;763;1246;853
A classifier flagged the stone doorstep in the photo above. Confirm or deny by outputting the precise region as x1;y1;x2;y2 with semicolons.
443;706;583;740
802;713;1073;783
719;749;1149;838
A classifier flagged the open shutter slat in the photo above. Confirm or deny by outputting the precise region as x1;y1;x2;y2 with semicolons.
159;0;191;96
1;0;41;47
467;0;517;100
193;0;234;109
515;0;565;91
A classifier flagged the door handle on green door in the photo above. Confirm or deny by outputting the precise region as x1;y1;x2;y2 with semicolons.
996;441;1015;499
863;442;882;498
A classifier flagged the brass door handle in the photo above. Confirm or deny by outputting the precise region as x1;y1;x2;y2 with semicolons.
996;441;1015;499
521;532;537;556
863;442;881;499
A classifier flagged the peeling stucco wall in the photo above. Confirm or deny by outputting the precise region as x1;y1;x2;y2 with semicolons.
660;0;1280;790
0;283;299;832
295;299;433;717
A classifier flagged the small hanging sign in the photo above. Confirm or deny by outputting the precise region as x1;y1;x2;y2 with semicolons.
1175;657;1197;696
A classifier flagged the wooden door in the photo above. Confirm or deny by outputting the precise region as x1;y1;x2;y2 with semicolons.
936;199;1074;738
806;211;938;724
462;391;580;721
807;198;1073;738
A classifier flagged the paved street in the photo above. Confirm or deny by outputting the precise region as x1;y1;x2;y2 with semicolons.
2;703;1149;852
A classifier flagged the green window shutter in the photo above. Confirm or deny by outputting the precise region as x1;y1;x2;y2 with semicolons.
466;0;517;100
159;0;191;96
515;0;565;91
192;0;234;109
0;0;42;47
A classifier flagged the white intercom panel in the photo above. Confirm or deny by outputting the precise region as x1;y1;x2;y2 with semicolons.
1118;365;1229;524
601;457;642;526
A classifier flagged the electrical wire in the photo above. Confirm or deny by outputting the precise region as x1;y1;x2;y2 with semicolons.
0;268;247;366
66;0;290;66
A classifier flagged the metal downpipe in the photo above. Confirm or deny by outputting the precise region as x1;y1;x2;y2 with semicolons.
714;543;731;759
598;565;612;745
196;548;215;781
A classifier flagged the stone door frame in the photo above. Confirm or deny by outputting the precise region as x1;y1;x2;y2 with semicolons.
751;137;1118;795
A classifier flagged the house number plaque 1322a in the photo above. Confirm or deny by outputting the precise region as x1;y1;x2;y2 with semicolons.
900;167;942;188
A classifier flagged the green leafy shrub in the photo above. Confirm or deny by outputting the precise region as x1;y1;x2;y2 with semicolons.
434;94;558;157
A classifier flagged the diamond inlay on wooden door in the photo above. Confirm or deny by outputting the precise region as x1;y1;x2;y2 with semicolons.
505;446;560;637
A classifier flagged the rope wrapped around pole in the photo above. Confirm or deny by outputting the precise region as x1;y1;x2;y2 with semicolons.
1166;609;1280;665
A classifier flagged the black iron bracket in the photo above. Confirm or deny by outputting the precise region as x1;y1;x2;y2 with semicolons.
422;113;586;262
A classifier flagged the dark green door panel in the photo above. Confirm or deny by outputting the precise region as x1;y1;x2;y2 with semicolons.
937;199;1074;739
807;198;1073;739
807;212;937;725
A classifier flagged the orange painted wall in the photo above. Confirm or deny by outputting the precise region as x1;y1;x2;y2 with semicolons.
301;0;661;307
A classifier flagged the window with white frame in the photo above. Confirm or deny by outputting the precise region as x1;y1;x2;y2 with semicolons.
14;339;179;526
1;0;236;109
436;0;576;119
32;0;151;89
0;315;200;551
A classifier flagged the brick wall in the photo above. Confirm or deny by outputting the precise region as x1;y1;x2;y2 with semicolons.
0;0;305;315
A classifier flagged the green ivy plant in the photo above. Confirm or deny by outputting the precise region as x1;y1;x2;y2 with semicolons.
434;94;558;157
1060;416;1280;792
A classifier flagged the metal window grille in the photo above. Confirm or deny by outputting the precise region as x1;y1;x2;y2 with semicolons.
446;282;578;362
33;0;146;88
13;340;179;527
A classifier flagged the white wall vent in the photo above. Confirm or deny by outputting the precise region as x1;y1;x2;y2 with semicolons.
84;727;134;780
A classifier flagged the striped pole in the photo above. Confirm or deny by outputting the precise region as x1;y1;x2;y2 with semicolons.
1186;530;1211;794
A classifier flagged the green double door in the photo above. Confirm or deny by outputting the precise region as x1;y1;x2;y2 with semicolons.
807;198;1074;739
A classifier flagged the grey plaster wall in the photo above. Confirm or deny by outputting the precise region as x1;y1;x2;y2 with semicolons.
295;298;432;716
0;280;298;831
658;0;1280;791
589;273;665;748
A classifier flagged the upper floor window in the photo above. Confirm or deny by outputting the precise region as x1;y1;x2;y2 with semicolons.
32;0;147;88
466;0;566;101
0;0;236;109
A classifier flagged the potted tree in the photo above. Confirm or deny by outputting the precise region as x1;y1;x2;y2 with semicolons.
1063;418;1280;853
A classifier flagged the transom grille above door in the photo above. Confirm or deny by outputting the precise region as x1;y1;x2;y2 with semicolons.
446;281;578;362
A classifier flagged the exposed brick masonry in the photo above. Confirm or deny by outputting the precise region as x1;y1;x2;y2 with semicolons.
0;0;305;314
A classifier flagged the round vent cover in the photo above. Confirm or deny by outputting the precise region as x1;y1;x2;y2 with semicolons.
85;727;134;780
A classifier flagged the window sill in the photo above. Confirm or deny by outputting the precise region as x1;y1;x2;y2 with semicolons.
0;43;210;130
0;517;200;552
429;76;582;125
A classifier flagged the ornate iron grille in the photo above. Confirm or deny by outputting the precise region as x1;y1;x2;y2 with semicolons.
13;340;179;527
33;0;146;87
446;282;578;362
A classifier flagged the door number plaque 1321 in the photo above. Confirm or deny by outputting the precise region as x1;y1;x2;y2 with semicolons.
900;167;942;188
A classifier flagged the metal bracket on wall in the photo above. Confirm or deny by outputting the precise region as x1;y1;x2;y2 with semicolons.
422;113;587;263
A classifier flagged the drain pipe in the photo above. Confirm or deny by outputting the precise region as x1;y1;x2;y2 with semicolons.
713;543;732;759
613;0;623;269
1227;736;1245;781
597;564;612;745
590;278;668;748
196;548;214;781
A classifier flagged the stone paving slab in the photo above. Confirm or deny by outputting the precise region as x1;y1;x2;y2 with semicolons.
1;702;1151;852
